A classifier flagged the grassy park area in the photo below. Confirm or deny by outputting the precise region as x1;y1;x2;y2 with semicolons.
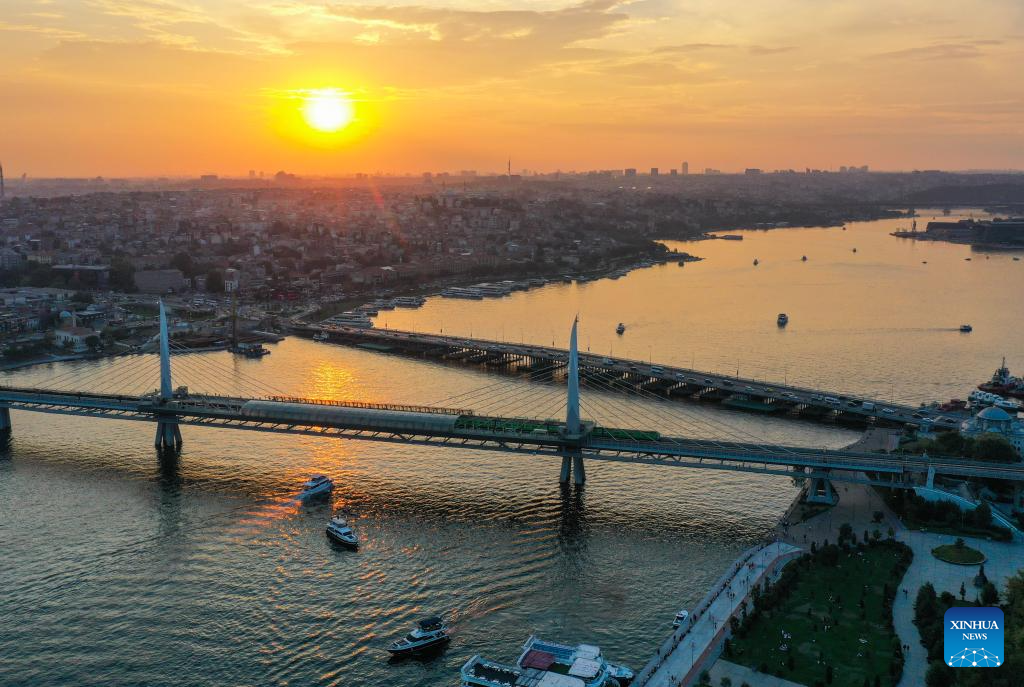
931;539;986;565
727;538;912;687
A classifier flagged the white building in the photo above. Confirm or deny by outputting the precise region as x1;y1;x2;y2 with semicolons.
960;406;1024;457
55;326;98;353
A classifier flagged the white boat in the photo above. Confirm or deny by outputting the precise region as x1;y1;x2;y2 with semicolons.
387;616;451;655
777;313;789;327
672;609;689;628
325;515;358;548
616;323;625;335
298;474;333;499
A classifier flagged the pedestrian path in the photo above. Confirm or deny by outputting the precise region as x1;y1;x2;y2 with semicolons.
635;541;802;687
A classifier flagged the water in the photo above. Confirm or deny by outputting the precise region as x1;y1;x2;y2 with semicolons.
2;210;1021;686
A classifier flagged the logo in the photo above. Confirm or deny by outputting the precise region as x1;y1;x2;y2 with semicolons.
944;606;1004;667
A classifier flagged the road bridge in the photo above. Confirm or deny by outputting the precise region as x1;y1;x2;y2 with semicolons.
297;324;968;431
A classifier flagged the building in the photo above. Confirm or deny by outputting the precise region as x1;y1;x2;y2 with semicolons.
624;168;637;178
650;168;659;177
681;161;689;175
960;406;1024;457
55;326;98;353
134;269;185;294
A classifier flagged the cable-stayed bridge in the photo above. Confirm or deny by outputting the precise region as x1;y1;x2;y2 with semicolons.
1;304;1022;501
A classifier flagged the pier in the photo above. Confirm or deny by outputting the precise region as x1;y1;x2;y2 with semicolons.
633;542;803;687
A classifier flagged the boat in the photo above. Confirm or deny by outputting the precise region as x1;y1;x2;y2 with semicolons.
325;515;358;549
298;474;333;499
719;234;743;241
1014;257;1021;261
387;616;451;656
959;324;973;333
313;331;329;342
460;635;634;687
672;609;689;628
969;389;1022;413
616;323;625;335
852;248;857;253
777;313;789;327
231;342;270;357
801;255;807;262
753;258;759;266
979;358;1024;399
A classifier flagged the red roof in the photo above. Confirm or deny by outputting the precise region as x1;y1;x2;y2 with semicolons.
521;650;556;670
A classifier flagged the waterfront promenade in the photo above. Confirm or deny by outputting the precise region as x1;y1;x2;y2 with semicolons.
634;541;802;687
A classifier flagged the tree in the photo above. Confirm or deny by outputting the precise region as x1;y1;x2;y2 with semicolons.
971;434;1018;462
925;662;953;687
960;582;966;600
981;581;999;606
108;258;136;292
206;269;224;293
85;335;100;351
170;252;196;277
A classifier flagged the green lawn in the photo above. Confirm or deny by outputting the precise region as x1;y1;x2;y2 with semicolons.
931;542;985;565
728;540;911;687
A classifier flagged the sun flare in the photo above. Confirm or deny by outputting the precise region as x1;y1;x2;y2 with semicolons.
302;89;355;133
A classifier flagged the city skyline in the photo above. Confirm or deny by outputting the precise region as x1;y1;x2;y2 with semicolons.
3;0;1024;177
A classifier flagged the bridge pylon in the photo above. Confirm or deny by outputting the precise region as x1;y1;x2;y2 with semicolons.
154;300;182;453
0;403;11;436
806;471;838;505
559;317;585;485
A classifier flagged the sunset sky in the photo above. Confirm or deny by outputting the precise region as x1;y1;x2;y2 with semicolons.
3;0;1024;176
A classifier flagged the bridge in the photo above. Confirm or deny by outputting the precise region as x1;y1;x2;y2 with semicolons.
2;303;1023;502
297;323;967;430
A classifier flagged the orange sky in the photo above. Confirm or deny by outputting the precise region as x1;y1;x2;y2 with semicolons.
2;0;1024;176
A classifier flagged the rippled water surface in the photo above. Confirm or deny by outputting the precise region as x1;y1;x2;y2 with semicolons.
2;210;1021;686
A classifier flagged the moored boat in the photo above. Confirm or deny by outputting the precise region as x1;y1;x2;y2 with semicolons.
461;635;634;687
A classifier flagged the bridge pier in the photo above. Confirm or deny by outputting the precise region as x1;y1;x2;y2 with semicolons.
0;405;10;435
572;453;586;485
154;420;182;452
806;472;838;505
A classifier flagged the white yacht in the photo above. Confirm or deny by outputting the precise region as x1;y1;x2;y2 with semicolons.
325;515;358;548
672;609;689;628
387;616;451;656
298;475;333;499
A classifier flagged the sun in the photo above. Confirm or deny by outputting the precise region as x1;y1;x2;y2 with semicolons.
302;88;355;133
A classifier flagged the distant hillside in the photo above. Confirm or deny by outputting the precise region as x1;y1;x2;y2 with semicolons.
900;182;1024;206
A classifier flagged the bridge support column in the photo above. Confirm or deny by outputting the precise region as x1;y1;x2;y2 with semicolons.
0;405;10;435
572;453;586;486
926;466;936;489
155;421;182;452
560;454;572;483
806;473;838;505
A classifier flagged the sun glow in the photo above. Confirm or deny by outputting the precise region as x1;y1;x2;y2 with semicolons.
302;88;355;132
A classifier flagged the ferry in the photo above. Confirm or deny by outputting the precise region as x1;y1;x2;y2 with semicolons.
387;616;451;656
460;636;634;687
672;609;689;628
298;474;333;499
231;342;270;357
325;312;374;328
616;323;626;335
969;389;1022;413
777;313;789;327
959;324;973;333
393;296;427;308
325;515;358;549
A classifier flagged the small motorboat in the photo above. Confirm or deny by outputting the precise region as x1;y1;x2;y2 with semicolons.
965;257;972;261
801;255;807;262
777;313;789;327
672;609;689;628
616;323;625;335
387;616;451;656
1014;257;1020;261
299;474;333;499
852;248;857;253
326;515;358;548
959;324;973;333
609;662;636;684
753;258;759;266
